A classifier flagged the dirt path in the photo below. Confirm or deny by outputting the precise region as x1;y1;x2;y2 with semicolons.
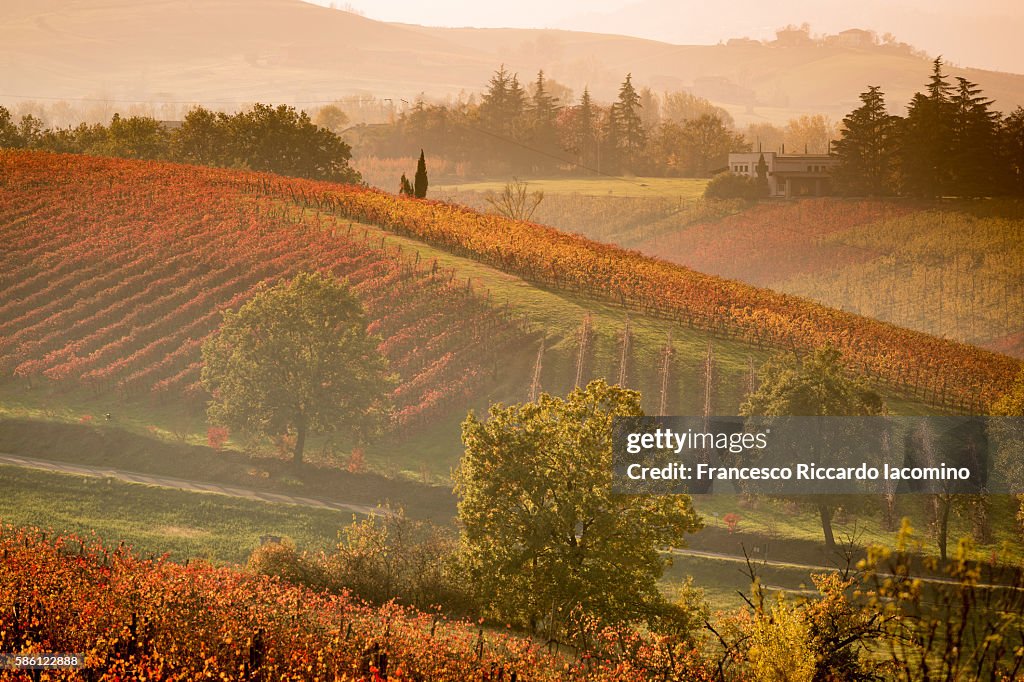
2;452;1020;592
0;452;384;517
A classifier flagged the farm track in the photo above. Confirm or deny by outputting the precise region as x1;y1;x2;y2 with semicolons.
0;452;384;517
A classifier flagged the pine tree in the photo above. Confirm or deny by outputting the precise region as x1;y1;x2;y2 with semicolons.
833;86;900;195
569;87;600;172
950;77;1001;197
612;73;646;172
414;149;428;199
900;58;954;197
1002;107;1024;195
479;65;513;134
528;70;561;172
754;152;770;196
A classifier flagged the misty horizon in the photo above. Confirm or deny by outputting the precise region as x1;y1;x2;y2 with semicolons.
312;0;1024;75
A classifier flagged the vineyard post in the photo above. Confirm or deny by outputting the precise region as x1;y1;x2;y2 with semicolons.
658;331;673;416
617;315;631;386
575;314;592;390
530;336;545;401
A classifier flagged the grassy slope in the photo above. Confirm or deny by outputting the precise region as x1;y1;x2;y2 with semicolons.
4;158;1011;618
433;177;709;198
0;465;352;563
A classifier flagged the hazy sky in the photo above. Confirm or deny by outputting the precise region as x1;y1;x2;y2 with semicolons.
310;0;1024;74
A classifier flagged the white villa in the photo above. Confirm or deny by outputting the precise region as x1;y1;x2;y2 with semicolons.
727;151;839;198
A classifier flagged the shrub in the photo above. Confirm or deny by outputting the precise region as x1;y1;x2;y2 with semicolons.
206;425;229;450
704;171;767;201
247;538;330;590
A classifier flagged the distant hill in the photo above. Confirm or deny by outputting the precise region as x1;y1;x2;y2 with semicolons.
2;0;1024;124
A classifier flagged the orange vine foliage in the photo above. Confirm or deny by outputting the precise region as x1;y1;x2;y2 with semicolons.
255;176;1017;412
0;526;713;680
0;151;528;429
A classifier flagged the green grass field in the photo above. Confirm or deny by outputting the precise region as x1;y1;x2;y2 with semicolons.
0;465;353;563
434;176;709;199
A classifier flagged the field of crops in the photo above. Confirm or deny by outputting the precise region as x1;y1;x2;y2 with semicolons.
3;151;1017;417
0;151;528;430
0;526;711;680
251;176;1016;412
629;199;1024;358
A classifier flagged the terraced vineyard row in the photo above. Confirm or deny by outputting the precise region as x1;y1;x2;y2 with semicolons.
245;177;1018;412
0;151;528;428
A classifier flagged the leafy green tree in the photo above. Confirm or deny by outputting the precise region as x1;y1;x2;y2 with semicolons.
226;103;360;183
741;346;884;549
399;173;414;197
455;379;702;638
201;272;394;466
704;171;764;200
100;114;170;160
833;85;900;195
173;107;231;166
413;149;428;198
313;103;349;133
681;114;749;176
0;106;24;148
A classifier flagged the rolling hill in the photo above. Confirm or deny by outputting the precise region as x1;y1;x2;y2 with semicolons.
2;0;1024;124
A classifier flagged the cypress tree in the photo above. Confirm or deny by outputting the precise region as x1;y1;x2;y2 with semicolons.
414;150;428;199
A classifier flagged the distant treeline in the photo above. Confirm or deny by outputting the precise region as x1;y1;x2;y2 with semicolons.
0;103;361;184
354;67;755;179
834;58;1024;197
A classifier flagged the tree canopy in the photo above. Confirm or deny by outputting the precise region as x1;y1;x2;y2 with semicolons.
200;272;394;465
455;379;702;638
740;346;885;549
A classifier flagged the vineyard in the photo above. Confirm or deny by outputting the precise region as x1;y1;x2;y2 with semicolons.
246;177;1017;412
629;198;1024;358
2;151;1018;420
0;526;712;681
0;151;529;431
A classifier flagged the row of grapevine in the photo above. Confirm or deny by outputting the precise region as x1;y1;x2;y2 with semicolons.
0;526;713;680
245;177;1018;411
0;151;531;429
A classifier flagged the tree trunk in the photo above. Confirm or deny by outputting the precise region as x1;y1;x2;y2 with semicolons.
971;495;993;544
293;419;307;467
818;503;836;550
882;493;897;532
935;495;951;561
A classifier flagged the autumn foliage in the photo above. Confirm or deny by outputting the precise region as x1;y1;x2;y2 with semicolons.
0;526;714;680
0;151;527;429
266;175;1016;411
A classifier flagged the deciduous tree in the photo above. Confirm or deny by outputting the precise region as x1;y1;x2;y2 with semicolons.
740;346;885;550
201;272;394;466
455;380;702;637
